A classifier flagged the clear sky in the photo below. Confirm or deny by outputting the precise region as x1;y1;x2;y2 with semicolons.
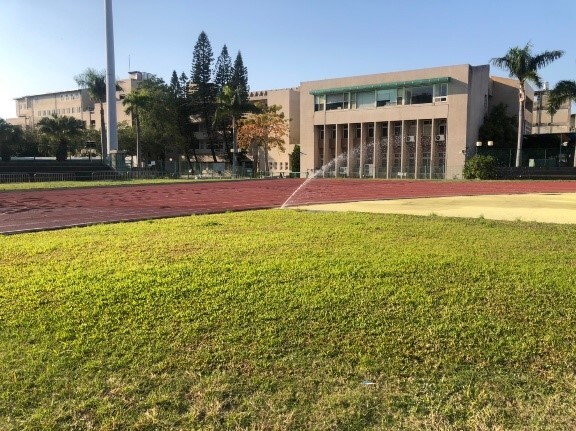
1;0;575;119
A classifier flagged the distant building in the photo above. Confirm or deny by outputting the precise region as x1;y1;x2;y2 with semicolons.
10;71;150;132
299;64;530;179
249;88;300;175
10;64;561;176
532;84;573;134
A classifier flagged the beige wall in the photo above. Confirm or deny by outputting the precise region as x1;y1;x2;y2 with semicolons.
11;72;149;132
249;88;300;175
532;89;572;134
490;76;534;135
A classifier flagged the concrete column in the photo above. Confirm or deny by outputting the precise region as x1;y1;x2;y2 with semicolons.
415;120;421;179
374;122;382;179
430;120;437;180
335;124;341;177
400;120;406;174
387;123;393;179
347;123;352;178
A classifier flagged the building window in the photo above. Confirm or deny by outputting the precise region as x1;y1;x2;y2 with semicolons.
408;86;433;104
326;93;350;110
356;91;375;109
376;89;397;106
314;95;325;111
381;124;389;137
368;124;374;139
355;124;361;139
434;83;448;102
342;125;348;139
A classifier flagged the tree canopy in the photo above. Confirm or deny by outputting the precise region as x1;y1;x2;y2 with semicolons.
491;43;564;167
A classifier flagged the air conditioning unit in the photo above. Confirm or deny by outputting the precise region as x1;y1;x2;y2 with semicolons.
405;136;415;143
435;135;445;142
339;166;348;175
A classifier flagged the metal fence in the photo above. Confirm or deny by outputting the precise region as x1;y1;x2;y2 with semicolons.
33;172;76;182
0;173;30;184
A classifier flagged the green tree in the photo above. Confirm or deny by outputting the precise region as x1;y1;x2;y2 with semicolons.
548;80;576;113
128;76;180;163
289;144;301;175
122;88;151;169
214;45;233;93
230;51;249;103
491;43;564;167
0;118;22;161
478;103;517;146
191;31;218;162
237;105;289;175
214;85;259;176
37;115;84;161
169;71;201;172
74;69;108;158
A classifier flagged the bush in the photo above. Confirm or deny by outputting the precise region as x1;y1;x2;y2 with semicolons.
463;155;497;180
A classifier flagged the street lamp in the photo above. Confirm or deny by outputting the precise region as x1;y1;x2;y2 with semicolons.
475;140;493;155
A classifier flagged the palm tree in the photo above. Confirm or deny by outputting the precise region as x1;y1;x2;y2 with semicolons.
548;80;576;111
214;85;258;176
122;89;150;170
491;43;564;167
38;115;84;161
548;80;576;167
75;68;122;159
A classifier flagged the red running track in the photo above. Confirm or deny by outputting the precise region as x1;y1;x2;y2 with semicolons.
1;178;576;234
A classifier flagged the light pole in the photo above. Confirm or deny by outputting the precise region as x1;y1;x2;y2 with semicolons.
105;0;118;164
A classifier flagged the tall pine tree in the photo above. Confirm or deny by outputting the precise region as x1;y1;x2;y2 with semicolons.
231;51;249;103
191;31;218;161
214;45;233;94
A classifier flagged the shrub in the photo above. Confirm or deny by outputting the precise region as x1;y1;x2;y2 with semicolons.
463;155;497;179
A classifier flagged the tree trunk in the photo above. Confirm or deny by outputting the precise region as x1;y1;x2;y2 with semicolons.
516;84;525;168
99;101;107;160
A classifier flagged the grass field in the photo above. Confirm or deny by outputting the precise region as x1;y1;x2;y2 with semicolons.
1;210;576;430
0;178;211;192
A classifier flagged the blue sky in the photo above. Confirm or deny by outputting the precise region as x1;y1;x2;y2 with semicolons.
1;0;575;119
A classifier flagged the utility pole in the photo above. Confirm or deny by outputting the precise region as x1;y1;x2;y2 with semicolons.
105;0;119;159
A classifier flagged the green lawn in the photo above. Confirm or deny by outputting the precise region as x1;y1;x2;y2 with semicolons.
1;210;575;430
0;178;222;192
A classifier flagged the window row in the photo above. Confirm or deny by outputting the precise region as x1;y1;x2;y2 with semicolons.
268;161;289;170
37;107;83;117
60;93;81;101
315;83;448;111
318;121;447;139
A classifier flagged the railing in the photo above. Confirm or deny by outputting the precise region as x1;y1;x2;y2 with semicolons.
0;173;30;184
33;172;76;182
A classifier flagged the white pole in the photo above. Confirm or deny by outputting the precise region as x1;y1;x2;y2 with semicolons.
105;0;118;154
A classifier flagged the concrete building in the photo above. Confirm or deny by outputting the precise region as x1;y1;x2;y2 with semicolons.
249;88;300;176
11;71;150;131
532;84;573;134
299;64;532;179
